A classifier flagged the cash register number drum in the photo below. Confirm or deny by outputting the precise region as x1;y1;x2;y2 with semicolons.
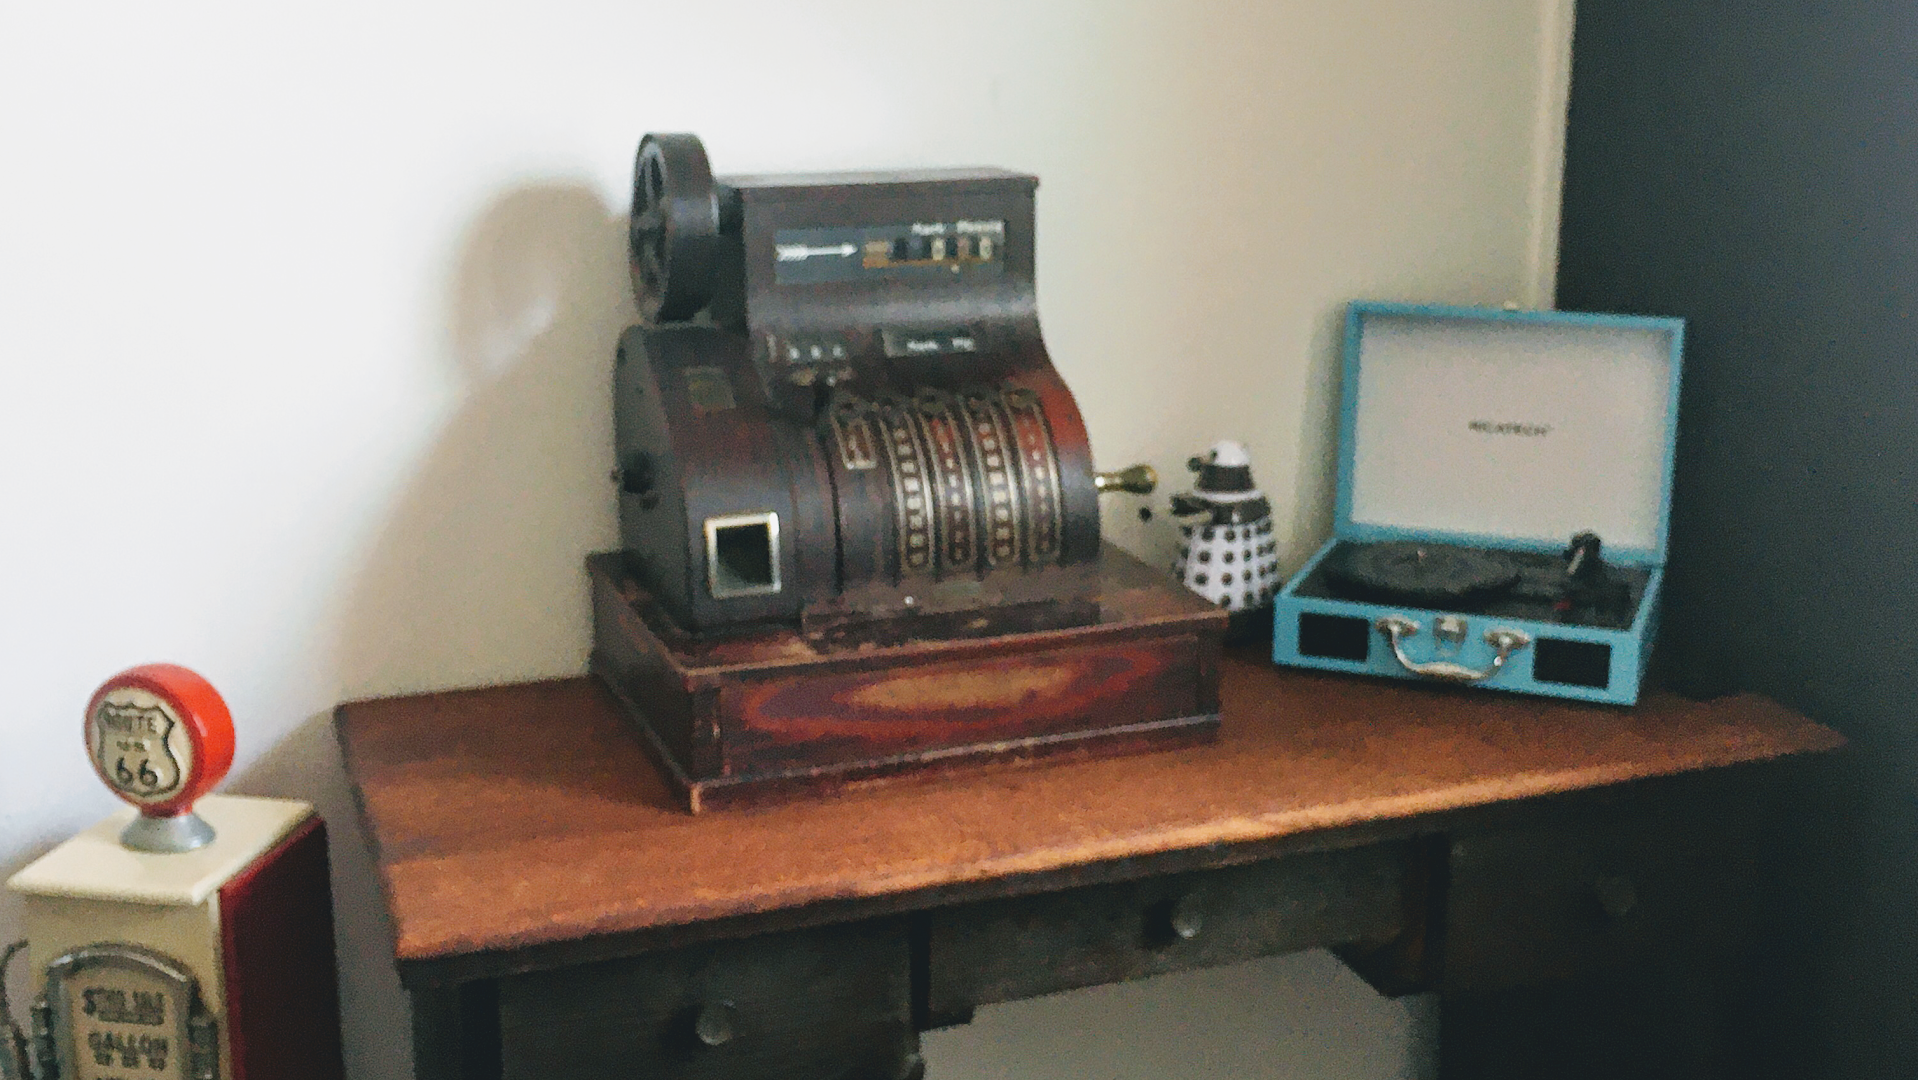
829;387;1065;580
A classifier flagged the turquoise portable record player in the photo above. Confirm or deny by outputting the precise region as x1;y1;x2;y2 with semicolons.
1272;302;1684;705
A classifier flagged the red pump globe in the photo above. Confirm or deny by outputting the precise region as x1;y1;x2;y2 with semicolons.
84;664;236;821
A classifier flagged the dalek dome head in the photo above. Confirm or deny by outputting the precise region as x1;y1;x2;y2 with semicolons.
1191;440;1256;495
84;664;235;851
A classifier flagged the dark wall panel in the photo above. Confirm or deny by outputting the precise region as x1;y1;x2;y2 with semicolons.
1557;4;1918;1077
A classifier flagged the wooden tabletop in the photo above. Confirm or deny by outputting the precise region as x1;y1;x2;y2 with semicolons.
335;654;1843;978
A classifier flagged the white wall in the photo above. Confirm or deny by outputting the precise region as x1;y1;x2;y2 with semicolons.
0;2;1570;1077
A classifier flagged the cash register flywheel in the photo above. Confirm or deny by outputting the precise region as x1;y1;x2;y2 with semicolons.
629;133;721;324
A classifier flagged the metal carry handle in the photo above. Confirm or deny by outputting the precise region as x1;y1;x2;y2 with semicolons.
1375;616;1532;684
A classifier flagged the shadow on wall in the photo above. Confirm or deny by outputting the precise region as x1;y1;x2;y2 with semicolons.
231;182;633;1080
338;183;629;699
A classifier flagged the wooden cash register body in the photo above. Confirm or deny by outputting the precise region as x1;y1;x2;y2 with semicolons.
591;548;1225;812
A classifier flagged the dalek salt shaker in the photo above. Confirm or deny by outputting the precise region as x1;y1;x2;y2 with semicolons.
1171;440;1281;642
2;665;343;1080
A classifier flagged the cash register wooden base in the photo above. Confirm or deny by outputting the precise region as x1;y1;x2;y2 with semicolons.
588;548;1227;812
335;653;1844;1080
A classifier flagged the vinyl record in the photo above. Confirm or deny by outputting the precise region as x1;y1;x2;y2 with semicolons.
1323;541;1522;608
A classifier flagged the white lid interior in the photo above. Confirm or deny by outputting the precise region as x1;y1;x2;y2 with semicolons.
1344;311;1677;556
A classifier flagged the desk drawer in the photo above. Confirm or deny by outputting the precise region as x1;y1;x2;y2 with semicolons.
497;920;920;1080
927;842;1410;1014
1444;805;1759;994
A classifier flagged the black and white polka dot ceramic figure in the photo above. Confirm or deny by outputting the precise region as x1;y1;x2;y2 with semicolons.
1171;441;1280;639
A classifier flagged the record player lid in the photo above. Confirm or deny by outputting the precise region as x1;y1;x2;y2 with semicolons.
1335;303;1683;563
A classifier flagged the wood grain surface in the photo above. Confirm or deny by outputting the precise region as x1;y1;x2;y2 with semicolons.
588;547;1227;809
334;653;1843;974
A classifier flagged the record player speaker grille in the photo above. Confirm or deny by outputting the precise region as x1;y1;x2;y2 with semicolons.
1297;613;1371;663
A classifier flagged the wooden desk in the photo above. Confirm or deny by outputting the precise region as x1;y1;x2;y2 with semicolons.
336;653;1842;1080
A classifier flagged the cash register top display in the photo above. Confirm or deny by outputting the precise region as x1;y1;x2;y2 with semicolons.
615;133;1136;638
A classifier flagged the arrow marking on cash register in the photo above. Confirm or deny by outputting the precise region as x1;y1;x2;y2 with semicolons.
776;242;858;262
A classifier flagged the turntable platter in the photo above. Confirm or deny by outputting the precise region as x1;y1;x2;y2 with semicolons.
1322;541;1522;608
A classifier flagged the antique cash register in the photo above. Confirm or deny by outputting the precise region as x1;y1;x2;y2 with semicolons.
589;133;1225;810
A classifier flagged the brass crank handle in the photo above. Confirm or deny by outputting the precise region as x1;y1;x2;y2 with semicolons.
1374;616;1532;684
1094;464;1158;495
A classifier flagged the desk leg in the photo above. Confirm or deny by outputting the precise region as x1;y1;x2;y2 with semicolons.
411;982;500;1080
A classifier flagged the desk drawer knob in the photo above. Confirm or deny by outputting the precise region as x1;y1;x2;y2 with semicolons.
890;1049;927;1080
1150;892;1206;944
694;1000;738;1047
1593;875;1638;923
1170;893;1206;940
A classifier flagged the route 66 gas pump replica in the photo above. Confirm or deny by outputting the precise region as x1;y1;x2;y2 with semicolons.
3;665;342;1080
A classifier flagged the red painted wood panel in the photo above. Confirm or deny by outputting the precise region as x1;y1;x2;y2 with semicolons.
218;816;343;1080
